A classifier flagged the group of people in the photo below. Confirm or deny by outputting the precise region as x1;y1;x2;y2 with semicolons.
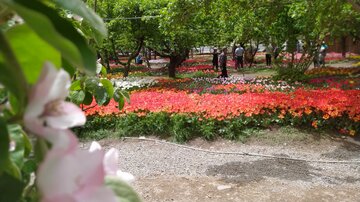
212;45;246;78
264;44;280;66
212;47;229;78
212;44;276;78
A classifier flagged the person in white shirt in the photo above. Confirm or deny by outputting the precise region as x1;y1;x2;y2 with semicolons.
235;45;245;69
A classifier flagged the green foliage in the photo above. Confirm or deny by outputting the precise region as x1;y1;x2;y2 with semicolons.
171;114;198;142
105;176;142;202
52;0;107;41
2;0;98;74
5;25;61;84
79;110;359;143
69;76;129;109
8;124;32;169
0;0;137;200
0;173;25;202
273;65;310;83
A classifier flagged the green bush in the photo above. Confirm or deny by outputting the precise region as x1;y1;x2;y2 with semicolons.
273;65;309;83
75;111;359;142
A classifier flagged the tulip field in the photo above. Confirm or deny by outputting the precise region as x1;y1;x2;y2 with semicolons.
80;57;360;142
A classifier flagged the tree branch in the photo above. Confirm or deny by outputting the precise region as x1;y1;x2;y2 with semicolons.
347;0;360;11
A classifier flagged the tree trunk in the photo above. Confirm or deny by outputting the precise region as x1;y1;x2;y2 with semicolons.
111;38;120;64
144;51;151;69
168;55;183;78
123;39;144;77
104;49;110;69
147;49;152;60
231;44;237;61
248;43;259;68
94;0;97;12
341;36;347;58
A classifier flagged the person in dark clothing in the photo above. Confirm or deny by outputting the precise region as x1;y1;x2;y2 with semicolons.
212;48;219;71
135;54;143;64
265;45;272;66
217;48;228;78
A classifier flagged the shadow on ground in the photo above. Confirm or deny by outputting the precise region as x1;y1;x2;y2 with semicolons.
321;141;360;160
206;158;315;184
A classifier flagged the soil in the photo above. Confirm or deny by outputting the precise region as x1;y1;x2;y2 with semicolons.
81;129;360;202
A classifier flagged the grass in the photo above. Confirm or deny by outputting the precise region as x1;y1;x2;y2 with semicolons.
244;126;329;146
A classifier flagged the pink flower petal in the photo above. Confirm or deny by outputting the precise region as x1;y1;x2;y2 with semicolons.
37;149;106;201
104;148;119;176
26;62;70;119
45;102;86;129
89;141;102;152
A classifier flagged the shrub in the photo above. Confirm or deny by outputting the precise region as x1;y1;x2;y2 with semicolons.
273;65;309;83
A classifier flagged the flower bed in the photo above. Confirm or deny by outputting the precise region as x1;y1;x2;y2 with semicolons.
111;77;158;90
308;77;360;90
84;88;360;138
177;65;213;73
151;77;298;93
305;67;360;76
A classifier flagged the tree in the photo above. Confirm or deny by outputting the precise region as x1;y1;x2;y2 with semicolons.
143;0;212;78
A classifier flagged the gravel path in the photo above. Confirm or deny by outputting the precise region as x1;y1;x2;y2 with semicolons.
81;137;360;202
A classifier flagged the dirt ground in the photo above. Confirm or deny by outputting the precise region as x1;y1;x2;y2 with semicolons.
134;176;360;202
129;136;360;202
86;127;360;202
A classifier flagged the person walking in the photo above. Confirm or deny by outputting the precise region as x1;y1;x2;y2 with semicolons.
319;41;328;67
265;44;273;67
235;45;245;69
212;48;219;71
218;47;228;78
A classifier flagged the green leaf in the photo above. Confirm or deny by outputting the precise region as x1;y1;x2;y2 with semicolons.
34;138;48;163
3;0;97;74
84;77;100;92
70;80;82;91
101;66;107;76
8;124;30;169
70;90;86;105
62;56;76;77
94;87;108;106
52;0;107;40
113;89;125;109
0;173;25;202
0;118;10;173
5;25;61;84
0;32;26;112
22;160;37;175
0;119;20;179
8;93;20;115
84;77;110;105
100;79;114;98
113;89;122;102
83;91;93;105
105;177;142;202
120;91;131;103
118;96;125;110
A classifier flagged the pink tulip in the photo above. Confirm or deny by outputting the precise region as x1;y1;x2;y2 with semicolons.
89;142;135;183
37;148;117;202
24;62;85;150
